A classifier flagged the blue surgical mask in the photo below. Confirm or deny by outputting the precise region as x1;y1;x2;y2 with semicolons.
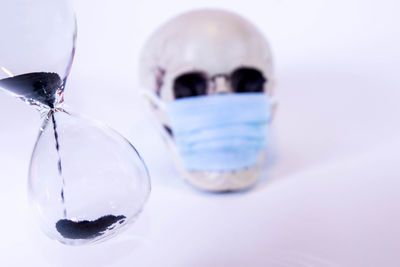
165;93;271;171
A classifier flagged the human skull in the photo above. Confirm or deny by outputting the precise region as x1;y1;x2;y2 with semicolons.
139;9;275;192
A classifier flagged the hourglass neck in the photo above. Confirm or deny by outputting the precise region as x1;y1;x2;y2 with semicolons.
38;102;68;119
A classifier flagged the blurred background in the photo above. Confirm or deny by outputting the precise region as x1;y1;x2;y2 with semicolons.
0;0;399;266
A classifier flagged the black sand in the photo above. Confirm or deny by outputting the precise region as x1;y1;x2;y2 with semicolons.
56;215;126;240
0;72;62;107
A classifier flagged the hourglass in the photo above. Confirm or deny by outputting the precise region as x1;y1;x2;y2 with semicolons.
0;0;151;245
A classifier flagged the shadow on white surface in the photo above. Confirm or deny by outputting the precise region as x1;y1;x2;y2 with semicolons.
39;238;146;267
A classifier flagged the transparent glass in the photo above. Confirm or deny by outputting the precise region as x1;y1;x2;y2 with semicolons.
0;0;151;245
0;0;76;108
29;110;150;245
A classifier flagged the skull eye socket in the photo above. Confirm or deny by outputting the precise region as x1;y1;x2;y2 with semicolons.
231;68;267;93
173;72;207;99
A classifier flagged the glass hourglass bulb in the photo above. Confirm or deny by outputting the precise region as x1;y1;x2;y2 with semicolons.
0;0;151;245
29;109;150;245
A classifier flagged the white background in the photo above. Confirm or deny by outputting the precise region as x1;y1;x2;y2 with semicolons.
1;0;400;266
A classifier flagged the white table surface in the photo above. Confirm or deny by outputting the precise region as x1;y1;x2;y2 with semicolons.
0;0;399;266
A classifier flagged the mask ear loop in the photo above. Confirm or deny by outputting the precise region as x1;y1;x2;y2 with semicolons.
140;90;167;111
266;76;278;122
140;89;185;169
268;95;278;123
140;89;176;141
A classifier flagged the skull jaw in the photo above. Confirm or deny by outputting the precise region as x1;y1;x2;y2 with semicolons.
174;151;265;192
181;166;262;192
